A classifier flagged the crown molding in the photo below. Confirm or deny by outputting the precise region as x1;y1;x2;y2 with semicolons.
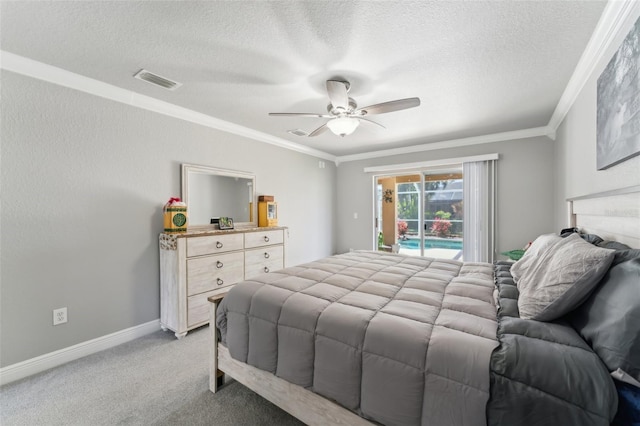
335;126;554;164
0;51;337;163
3;0;635;168
548;0;640;131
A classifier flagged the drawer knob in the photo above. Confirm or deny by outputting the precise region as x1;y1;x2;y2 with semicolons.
216;241;223;249
264;252;270;259
264;266;270;273
263;236;270;242
217;278;224;286
216;261;224;269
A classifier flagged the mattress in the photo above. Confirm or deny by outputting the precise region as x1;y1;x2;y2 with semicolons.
217;250;498;426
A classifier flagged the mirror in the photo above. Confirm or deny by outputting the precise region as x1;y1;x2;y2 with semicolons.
181;164;256;230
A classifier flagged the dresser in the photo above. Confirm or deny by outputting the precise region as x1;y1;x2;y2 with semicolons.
159;227;286;338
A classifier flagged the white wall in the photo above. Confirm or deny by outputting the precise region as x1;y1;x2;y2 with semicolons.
553;11;640;230
335;136;556;256
0;71;336;366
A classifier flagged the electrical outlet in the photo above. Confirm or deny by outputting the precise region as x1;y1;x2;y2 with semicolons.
53;307;67;325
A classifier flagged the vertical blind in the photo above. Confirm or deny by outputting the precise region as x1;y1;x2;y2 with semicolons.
365;153;498;262
462;159;496;262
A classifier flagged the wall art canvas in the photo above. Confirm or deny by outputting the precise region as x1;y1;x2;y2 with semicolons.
597;17;640;170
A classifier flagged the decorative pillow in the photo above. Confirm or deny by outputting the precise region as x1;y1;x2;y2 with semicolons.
579;233;605;245
510;233;563;283
597;240;632;252
517;233;615;321
569;248;640;383
611;379;640;425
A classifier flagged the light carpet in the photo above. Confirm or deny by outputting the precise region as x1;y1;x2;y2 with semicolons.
0;326;304;425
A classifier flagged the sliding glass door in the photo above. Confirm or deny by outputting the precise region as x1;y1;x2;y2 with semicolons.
422;171;463;259
375;174;421;253
374;169;463;259
370;154;497;262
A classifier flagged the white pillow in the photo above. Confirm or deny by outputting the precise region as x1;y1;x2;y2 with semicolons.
517;233;615;321
511;233;563;284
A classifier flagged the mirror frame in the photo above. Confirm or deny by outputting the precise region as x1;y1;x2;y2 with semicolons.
181;163;256;231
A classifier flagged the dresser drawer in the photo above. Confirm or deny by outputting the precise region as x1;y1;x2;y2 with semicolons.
245;246;284;279
245;229;284;249
187;252;244;296
186;233;243;257
187;287;229;328
245;245;284;266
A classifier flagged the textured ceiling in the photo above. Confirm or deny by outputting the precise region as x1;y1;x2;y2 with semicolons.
1;1;607;157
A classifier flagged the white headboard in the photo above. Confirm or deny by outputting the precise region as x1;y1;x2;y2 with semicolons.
568;185;640;249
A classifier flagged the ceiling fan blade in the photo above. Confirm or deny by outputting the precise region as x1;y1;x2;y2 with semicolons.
326;80;349;110
358;117;386;129
308;123;329;137
269;112;332;118
357;97;421;115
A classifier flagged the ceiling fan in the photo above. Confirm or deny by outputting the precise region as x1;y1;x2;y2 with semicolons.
269;80;421;137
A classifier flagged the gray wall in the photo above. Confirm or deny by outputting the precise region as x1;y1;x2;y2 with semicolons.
335;136;556;256
553;15;640;228
7;7;639;369
0;71;336;366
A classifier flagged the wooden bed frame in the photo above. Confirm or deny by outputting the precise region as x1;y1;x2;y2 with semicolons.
208;185;640;425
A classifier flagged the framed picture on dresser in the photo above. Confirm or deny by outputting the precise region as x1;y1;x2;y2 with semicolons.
219;217;234;230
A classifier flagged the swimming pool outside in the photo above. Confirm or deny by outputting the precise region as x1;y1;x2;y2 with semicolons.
398;237;463;250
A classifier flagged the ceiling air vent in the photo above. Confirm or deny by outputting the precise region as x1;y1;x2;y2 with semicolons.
287;129;309;137
133;69;182;91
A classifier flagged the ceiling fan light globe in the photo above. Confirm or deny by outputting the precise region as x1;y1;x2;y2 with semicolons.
327;117;359;136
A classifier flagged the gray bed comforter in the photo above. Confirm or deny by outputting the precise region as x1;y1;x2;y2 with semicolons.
488;261;618;426
217;250;498;426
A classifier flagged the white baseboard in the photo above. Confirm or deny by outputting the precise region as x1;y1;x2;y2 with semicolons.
0;319;161;386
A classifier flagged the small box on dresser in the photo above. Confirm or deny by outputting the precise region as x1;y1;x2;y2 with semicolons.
159;227;286;339
258;200;278;227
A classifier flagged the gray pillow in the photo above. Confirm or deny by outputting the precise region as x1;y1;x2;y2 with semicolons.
510;233;563;283
569;249;640;383
517;233;615;321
